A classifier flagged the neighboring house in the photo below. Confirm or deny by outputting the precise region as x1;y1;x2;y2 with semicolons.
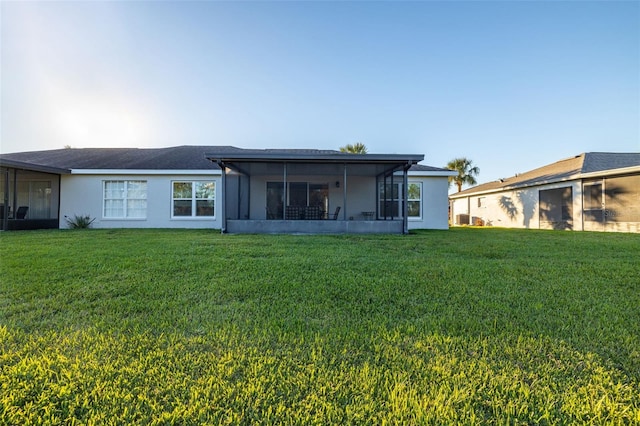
0;146;456;234
449;152;640;233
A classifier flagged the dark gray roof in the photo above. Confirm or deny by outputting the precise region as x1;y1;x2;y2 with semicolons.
0;146;230;171
450;152;640;198
582;152;640;173
409;164;454;173
1;145;435;172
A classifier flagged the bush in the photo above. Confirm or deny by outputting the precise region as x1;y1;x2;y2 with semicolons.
64;214;95;229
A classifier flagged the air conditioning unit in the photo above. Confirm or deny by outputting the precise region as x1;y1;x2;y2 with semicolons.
455;214;470;225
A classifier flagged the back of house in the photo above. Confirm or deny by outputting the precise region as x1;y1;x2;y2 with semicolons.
449;152;640;233
1;145;456;233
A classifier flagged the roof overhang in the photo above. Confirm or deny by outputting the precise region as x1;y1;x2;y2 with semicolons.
579;165;640;179
450;165;640;199
448;174;582;199
206;152;425;177
207;152;423;163
409;170;458;177
69;169;222;176
0;158;70;175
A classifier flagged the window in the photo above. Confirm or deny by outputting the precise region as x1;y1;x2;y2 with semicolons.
408;182;422;219
104;180;147;218
378;182;422;219
172;181;215;218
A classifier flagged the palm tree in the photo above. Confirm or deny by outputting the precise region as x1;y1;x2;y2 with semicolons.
339;142;368;154
447;157;480;192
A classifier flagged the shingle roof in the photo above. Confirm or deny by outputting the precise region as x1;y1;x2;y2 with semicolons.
582;152;640;173
409;164;455;173
450;152;640;198
0;146;229;170
0;145;437;172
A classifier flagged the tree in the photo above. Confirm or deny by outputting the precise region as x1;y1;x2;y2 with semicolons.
447;157;480;192
339;142;368;154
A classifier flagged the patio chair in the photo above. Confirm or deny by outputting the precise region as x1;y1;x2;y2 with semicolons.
285;205;301;220
329;206;341;220
15;206;28;219
305;206;321;220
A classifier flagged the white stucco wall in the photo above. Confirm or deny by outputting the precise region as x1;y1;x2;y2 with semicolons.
450;181;582;229
58;171;452;231
60;173;222;229
410;176;451;230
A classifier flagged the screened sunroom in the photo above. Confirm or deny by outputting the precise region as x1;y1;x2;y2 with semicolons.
207;150;424;234
0;160;64;231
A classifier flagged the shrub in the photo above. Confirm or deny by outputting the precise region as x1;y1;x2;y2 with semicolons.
64;214;95;229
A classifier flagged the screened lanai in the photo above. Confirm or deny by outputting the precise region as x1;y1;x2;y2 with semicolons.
0;160;65;231
207;150;424;234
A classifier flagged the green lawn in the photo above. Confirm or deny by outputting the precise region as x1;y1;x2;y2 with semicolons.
1;228;639;424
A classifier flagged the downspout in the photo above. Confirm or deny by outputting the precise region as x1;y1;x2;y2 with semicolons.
217;161;227;233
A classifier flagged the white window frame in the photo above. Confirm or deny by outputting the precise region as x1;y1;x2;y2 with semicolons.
407;181;422;220
171;181;216;219
103;180;147;219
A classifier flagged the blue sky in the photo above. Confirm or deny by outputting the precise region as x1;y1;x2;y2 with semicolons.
1;1;638;187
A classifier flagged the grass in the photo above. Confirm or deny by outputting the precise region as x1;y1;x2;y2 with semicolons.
1;228;639;424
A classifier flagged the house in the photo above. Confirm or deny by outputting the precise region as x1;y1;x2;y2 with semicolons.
449;152;640;233
0;146;456;234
